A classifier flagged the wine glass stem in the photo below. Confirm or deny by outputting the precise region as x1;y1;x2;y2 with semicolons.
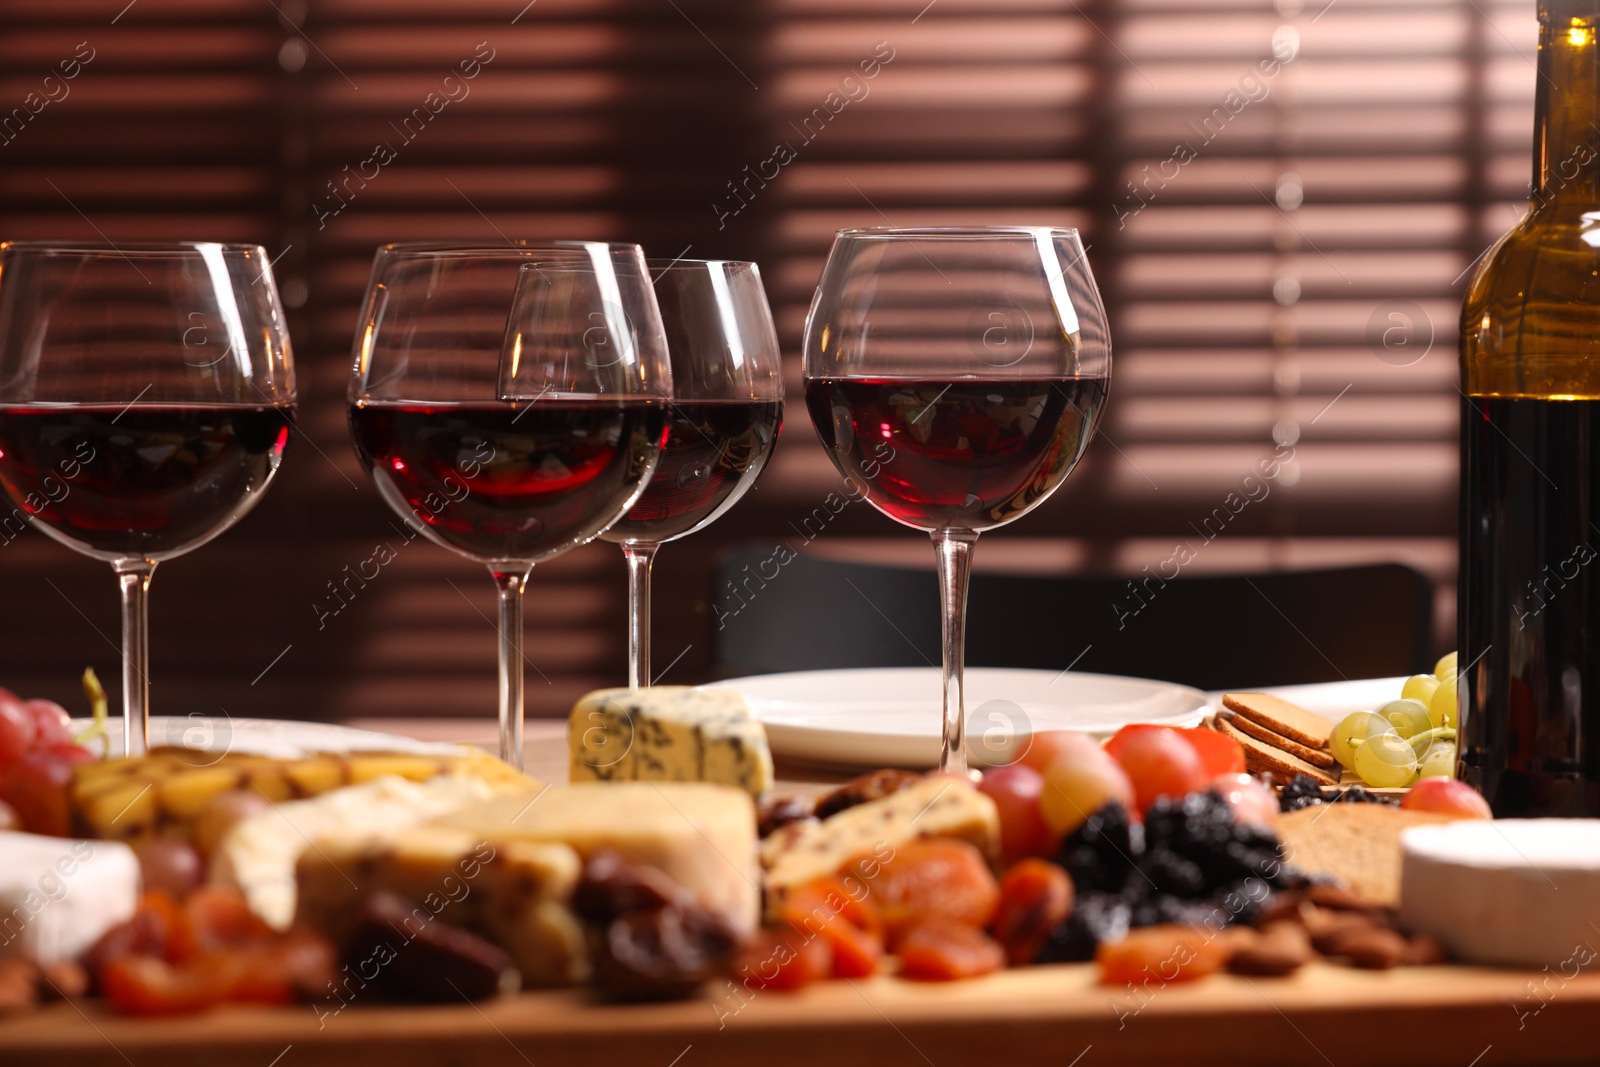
932;530;978;776
490;564;532;770
622;542;659;689
113;559;156;759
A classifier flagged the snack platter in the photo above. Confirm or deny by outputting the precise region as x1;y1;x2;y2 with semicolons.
2;671;1598;1067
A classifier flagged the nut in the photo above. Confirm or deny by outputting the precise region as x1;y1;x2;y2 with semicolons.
0;959;40;1014
1322;925;1408;970
1228;922;1313;976
1402;932;1447;966
38;961;88;1001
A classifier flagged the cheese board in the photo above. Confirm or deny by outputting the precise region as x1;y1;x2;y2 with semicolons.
2;961;1597;1067
0;673;1592;1067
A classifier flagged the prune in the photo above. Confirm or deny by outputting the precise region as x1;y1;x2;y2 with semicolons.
757;794;816;838
594;903;740;1001
576;850;741;1001
1054;802;1140;895
345;891;519;1002
814;769;920;820
1038;892;1131;963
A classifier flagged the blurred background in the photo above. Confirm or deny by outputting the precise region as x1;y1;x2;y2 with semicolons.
0;0;1534;722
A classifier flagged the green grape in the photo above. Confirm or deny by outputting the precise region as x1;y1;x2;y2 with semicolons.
1378;698;1432;739
1418;742;1456;779
1354;731;1420;788
1331;711;1395;770
1430;675;1458;729
1433;651;1458;682
1401;673;1440;707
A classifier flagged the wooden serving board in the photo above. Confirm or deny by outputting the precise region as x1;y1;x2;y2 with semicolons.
1;961;1594;1067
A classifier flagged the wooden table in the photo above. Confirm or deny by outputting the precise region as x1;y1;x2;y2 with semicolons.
3;719;1597;1067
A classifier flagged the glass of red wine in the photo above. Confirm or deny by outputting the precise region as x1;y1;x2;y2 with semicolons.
348;242;671;768
802;227;1111;774
599;260;784;688
0;241;297;757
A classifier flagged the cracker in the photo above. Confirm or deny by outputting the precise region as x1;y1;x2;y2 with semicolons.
1223;710;1338;769
1215;718;1340;786
1222;692;1333;749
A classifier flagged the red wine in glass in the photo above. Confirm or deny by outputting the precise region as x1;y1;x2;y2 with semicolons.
0;404;292;560
604;399;782;543
349;399;668;563
804;377;1107;531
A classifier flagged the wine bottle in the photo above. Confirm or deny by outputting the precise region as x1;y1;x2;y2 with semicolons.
1459;0;1600;816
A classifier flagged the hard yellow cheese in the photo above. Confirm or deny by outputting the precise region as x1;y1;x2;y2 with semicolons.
434;782;760;935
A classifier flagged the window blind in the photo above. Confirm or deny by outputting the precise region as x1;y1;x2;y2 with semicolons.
0;0;1535;720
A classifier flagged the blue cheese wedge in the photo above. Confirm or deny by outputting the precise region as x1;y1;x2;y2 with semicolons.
296;825;588;987
0;831;139;965
568;686;774;798
759;776;1000;916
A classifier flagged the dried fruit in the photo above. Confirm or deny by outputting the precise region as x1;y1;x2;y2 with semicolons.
779;878;884;979
814;769;920;820
1225;922;1312;976
757;794;815;838
736;930;831;991
848;839;999;943
1095;925;1228;986
992;859;1073;966
344;891;519;1002
896;924;1004;981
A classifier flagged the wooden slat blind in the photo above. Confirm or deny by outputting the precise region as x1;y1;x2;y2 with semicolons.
0;0;1536;719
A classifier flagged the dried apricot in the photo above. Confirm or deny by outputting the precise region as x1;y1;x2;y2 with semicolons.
1095;925;1228;987
991;859;1073;966
896;924;1005;981
735;930;831;992
847;838;999;942
779;878;885;979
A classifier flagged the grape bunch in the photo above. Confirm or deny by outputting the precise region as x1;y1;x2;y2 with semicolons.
0;676;97;836
1329;652;1458;789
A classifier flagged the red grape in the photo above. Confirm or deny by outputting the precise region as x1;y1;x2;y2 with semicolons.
977;763;1054;864
25;700;73;747
1210;773;1277;827
1112;727;1208;813
1401;778;1493;819
1039;740;1136;837
0;699;38;769
1018;730;1101;775
0;747;74;836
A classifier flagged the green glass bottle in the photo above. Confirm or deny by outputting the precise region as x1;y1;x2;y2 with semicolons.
1459;0;1600;815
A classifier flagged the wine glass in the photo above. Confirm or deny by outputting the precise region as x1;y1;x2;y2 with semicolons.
0;241;296;757
802;227;1111;774
347;242;671;768
599;260;784;688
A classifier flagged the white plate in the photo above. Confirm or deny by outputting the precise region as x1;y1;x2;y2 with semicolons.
702;667;1210;769
1208;676;1410;726
68;715;472;761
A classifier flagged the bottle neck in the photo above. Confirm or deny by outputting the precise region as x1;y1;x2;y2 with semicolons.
1533;8;1600;205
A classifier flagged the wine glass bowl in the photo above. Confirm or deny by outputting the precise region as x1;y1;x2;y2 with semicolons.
599;259;784;688
0;241;297;755
802;227;1111;773
347;242;671;765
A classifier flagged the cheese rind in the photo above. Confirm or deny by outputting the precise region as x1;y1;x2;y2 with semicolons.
296;826;588;987
0;831;139;965
760;777;1000;914
1400;818;1600;967
569;687;774;798
212;775;496;929
435;782;760;935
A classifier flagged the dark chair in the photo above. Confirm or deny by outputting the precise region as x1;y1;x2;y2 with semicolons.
710;547;1435;690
